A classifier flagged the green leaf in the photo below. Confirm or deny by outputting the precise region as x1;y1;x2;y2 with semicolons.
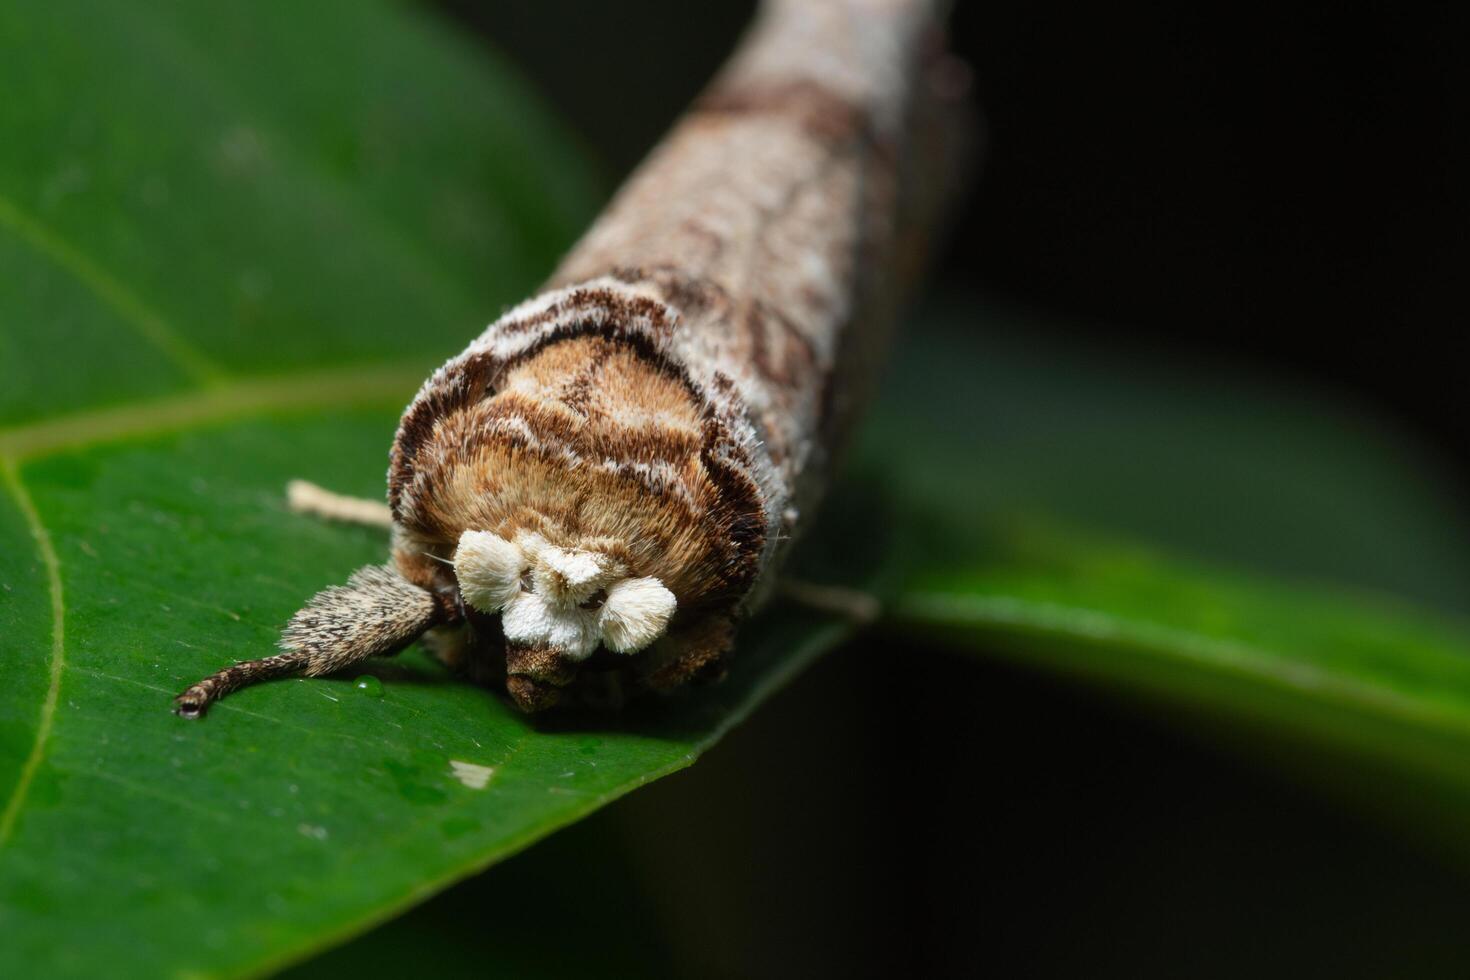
864;304;1470;856
7;1;1470;977
0;2;857;977
863;307;1470;608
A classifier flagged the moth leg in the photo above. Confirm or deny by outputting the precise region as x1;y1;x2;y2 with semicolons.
776;579;881;624
174;564;444;717
172;650;319;720
640;614;736;693
286;479;393;529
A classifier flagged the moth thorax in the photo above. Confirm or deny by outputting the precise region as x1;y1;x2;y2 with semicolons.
453;529;676;662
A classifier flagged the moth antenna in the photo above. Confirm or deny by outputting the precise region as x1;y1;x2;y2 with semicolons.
174;564;444;717
776;580;881;624
286;479;394;528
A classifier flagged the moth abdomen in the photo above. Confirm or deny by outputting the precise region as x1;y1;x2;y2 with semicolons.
375;298;775;709
175;0;957;717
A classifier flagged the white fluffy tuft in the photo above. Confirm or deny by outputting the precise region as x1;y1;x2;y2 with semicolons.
534;546;622;605
453;530;525;614
456;532;675;660
599;577;677;653
501;591;601;661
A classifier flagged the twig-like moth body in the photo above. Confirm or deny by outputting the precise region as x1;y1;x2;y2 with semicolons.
176;0;963;715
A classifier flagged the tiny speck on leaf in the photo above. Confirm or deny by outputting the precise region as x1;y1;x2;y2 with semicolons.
449;760;496;790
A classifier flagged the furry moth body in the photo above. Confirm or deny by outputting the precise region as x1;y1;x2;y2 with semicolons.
175;0;961;716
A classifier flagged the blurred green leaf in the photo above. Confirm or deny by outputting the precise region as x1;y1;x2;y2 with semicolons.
864;307;1470;608
861;305;1470;856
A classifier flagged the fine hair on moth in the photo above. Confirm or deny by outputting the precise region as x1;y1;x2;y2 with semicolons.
174;0;967;718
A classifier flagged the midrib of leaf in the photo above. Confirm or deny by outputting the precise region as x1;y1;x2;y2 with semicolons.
898;591;1470;739
0;458;65;849
0;191;226;387
0;364;427;463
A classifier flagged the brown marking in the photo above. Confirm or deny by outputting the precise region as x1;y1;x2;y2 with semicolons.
389;367;487;518
608;265;731;318
557;362;599;418
389;290;703;525
744;301;819;388
695;415;768;595
479;396;704;464
676;217;728;261
497;286;677;344
697;79;881;154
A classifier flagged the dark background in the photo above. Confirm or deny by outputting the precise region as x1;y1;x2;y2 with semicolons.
301;3;1469;977
442;0;1466;487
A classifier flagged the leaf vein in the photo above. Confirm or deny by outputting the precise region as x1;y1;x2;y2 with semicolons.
0;363;428;462
0;191;227;387
0;458;66;850
899;591;1470;736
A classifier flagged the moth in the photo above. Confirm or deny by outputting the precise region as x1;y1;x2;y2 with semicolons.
175;0;963;716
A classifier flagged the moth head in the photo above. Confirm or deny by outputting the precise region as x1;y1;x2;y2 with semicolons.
452;529;677;661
